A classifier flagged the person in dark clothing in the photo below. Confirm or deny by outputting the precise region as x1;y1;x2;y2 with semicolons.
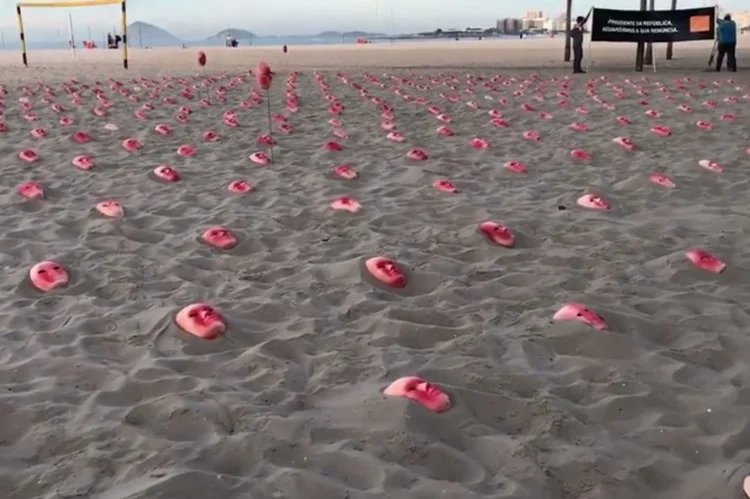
571;10;592;74
716;13;737;72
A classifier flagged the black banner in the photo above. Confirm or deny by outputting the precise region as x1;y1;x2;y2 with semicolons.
591;7;716;43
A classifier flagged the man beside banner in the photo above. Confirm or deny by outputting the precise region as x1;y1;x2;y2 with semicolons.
716;14;737;72
571;9;593;74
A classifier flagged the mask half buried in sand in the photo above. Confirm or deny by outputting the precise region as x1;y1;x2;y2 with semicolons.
649;174;675;189
577;194;610;210
333;164;357;180
153;166;180;182
570;121;588;132
383;377;451;413
365;256;406;288
30;127;46;139
176;303;225;340
72;155;94;170
19;149;39;162
177;144;196;157
202;130;219;142
381;120;396;131
96;200;124;218
406;148;428;161
227;180;253;194
18;181;44;200
470;137;490;149
387;131;404;142
323;140;343;152
437;125;454;136
257;134;276;146
433;180;457;193
201;226;238;250
698;159;723;174
504;161;527;174
478;221;516;248
122;138;141;151
154;124;172;136
249;152;271;165
613;136;635;150
651;125;672;137
330;196;361;213
685;249;726;274
72;131;91;143
29;260;69;292
553;303;608;330
570;149;591;161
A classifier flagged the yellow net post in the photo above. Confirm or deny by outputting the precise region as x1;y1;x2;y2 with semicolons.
16;0;128;68
120;0;127;69
16;4;28;66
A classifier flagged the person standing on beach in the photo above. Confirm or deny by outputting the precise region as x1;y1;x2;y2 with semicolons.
716;14;737;72
571;10;592;74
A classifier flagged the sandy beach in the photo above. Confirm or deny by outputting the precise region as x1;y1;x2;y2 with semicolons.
1;38;750;498
0;35;745;74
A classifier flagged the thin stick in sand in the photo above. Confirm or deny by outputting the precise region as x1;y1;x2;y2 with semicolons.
256;61;274;162
265;88;274;162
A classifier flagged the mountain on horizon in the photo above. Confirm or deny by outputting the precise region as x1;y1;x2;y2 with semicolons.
127;21;181;47
208;29;256;40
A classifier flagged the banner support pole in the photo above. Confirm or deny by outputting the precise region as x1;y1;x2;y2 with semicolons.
16;5;28;67
68;12;76;59
707;4;718;68
585;10;594;73
120;0;128;69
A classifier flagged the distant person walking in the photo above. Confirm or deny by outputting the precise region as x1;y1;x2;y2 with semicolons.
571;9;592;74
716;13;737;72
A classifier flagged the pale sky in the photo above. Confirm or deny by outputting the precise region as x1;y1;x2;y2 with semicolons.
0;0;743;40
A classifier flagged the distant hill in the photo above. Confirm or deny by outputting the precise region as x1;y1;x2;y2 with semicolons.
313;31;386;38
209;29;256;40
127;21;181;47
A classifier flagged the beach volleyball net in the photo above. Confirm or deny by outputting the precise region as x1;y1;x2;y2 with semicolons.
16;0;129;69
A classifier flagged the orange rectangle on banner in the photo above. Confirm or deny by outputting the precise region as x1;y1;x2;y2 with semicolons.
689;15;710;32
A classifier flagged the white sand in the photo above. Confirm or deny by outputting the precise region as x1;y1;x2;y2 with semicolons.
0;39;750;498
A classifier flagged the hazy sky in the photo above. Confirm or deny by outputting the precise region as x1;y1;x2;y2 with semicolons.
0;0;743;39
